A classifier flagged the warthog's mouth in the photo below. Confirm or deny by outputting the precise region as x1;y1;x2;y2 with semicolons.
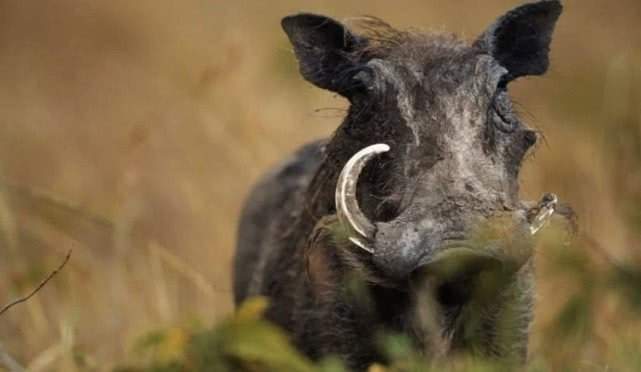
411;243;520;310
424;245;506;275
418;241;525;299
421;193;558;281
409;194;558;309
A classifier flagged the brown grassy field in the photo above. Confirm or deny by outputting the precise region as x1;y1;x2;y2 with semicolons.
0;0;640;370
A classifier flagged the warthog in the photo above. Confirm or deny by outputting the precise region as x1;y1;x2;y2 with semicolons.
234;0;563;369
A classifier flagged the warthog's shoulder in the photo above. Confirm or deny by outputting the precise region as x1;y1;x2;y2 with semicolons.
233;139;325;304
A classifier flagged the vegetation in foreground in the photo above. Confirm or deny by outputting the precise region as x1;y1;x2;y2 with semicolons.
113;226;641;372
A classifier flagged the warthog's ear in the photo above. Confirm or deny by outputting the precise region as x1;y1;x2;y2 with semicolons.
475;0;562;81
282;13;365;96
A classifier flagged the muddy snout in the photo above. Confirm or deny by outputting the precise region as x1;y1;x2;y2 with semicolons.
373;219;437;279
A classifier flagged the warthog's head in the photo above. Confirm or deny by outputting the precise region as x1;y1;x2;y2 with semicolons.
283;1;562;283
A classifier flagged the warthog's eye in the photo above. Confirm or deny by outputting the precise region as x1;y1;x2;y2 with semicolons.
351;67;377;94
490;89;518;132
523;129;538;148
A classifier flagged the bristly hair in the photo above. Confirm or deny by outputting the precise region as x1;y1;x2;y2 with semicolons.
344;16;469;61
345;16;411;56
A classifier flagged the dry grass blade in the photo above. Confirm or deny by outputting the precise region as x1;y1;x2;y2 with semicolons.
0;250;72;317
150;242;224;298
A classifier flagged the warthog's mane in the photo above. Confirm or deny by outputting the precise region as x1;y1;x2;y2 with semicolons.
345;16;469;60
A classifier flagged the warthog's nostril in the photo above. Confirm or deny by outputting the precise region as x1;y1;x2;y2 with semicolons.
373;221;427;279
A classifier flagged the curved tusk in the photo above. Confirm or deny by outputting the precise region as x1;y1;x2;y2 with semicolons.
528;193;558;235
335;143;390;252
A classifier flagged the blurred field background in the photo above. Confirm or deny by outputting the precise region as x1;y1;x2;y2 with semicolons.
0;0;640;371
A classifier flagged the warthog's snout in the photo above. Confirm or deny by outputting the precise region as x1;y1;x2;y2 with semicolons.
336;143;558;279
373;204;555;280
373;213;528;279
